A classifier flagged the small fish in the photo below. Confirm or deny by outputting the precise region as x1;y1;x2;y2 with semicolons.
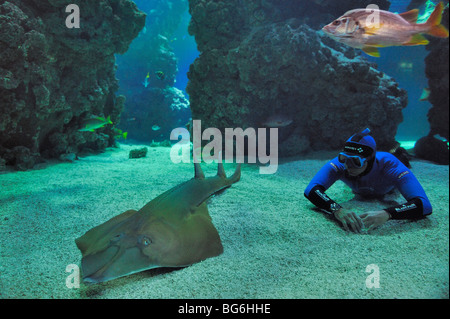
398;61;414;72
155;71;165;80
388;141;401;154
152;125;161;131
79;116;112;132
322;2;449;57
113;128;128;140
261;114;293;128
143;72;150;88
419;88;431;101
433;134;449;145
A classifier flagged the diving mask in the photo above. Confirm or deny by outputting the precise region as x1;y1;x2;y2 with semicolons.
338;152;367;169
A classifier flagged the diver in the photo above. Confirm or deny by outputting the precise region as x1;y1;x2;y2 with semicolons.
304;128;432;233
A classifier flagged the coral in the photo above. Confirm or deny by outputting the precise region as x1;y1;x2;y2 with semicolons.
187;0;407;156
0;0;145;170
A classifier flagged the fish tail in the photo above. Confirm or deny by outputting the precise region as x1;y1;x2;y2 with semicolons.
425;2;449;38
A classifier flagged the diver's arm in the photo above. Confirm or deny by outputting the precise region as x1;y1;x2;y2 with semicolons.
304;184;342;214
304;159;363;232
383;198;426;220
304;159;343;214
383;164;432;220
305;184;363;232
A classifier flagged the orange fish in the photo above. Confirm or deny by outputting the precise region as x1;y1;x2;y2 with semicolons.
322;2;449;57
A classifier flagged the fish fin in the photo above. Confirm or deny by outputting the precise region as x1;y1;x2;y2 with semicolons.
193;153;205;179
228;163;241;184
217;159;226;179
403;34;429;46
364;29;378;36
428;24;449;38
106;115;113;124
364;23;384;36
399;9;419;24
419;88;430;101
425;2;449;38
362;46;380;57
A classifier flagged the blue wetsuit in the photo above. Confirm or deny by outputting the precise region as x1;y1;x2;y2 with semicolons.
304;152;432;219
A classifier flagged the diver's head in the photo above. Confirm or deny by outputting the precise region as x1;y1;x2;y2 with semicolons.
339;128;376;177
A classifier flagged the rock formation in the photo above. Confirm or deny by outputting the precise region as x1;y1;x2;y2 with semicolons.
186;0;407;157
0;0;145;170
415;3;449;164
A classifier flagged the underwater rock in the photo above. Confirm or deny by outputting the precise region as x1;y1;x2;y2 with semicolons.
424;7;449;138
129;147;148;159
415;135;449;165
416;5;449;164
0;157;5;171
187;0;407;156
11;146;41;171
0;0;146;170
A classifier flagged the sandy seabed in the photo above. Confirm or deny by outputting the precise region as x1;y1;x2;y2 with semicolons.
0;144;448;299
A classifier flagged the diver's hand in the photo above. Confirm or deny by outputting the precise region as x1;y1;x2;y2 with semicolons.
333;208;363;233
359;210;390;231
